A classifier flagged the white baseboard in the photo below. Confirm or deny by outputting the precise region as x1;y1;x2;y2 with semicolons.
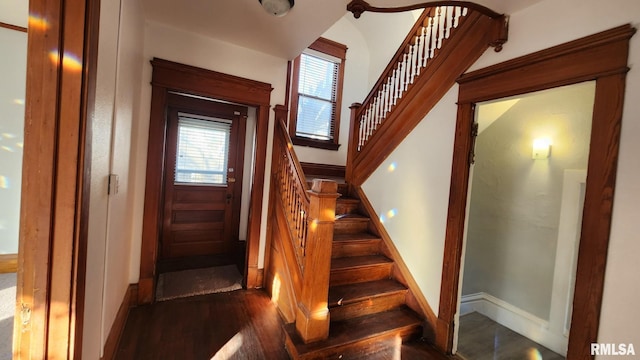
460;292;568;356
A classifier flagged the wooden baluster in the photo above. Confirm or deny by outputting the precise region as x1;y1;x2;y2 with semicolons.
444;6;451;39
429;13;436;59
295;179;339;343
423;14;431;66
435;7;442;49
405;48;411;91
416;26;425;75
387;77;393;114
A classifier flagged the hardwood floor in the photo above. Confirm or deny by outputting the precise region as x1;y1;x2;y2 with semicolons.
116;288;452;359
456;312;565;360
116;289;289;359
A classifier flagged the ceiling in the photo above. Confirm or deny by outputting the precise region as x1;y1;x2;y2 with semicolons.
140;0;544;60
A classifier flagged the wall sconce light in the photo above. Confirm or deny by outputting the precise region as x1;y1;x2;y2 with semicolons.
259;0;294;16
532;138;552;159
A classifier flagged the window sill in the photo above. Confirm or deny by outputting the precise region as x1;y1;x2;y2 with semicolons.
291;136;340;151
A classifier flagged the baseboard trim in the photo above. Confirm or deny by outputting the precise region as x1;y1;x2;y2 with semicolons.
460;292;567;355
0;254;18;273
256;268;264;289
101;284;138;360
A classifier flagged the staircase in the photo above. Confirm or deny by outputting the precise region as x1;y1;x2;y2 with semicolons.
284;183;425;359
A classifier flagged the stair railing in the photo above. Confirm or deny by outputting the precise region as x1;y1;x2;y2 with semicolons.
271;105;340;342
346;4;507;184
353;6;467;154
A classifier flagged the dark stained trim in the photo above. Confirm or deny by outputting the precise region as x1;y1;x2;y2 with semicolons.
0;21;27;33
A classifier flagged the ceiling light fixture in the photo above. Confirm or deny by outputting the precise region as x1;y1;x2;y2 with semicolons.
259;0;294;17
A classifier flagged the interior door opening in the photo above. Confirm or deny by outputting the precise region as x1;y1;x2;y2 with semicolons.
454;82;595;359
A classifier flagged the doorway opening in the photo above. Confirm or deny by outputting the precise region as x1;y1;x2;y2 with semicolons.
456;82;595;359
437;25;635;359
154;93;253;301
138;58;273;304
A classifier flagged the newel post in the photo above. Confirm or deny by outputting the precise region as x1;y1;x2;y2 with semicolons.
345;102;362;184
295;179;339;343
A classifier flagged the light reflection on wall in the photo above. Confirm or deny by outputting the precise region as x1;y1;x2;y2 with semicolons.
27;15;49;31
48;50;83;72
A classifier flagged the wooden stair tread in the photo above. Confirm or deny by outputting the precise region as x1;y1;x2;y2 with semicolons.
285;307;422;356
331;255;392;271
333;232;380;242
336;197;359;204
328;279;407;307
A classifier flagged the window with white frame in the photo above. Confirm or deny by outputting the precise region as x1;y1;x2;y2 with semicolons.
289;37;347;150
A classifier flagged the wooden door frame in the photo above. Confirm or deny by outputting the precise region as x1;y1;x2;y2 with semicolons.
15;0;100;358
138;58;273;304
436;25;636;359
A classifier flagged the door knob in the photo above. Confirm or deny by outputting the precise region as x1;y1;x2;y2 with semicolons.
228;177;236;183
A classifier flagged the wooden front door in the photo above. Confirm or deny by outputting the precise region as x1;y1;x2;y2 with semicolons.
161;94;247;260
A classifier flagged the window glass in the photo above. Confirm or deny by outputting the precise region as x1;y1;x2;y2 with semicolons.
175;114;231;185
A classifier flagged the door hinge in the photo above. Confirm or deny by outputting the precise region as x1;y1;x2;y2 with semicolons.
469;122;479;165
108;174;119;195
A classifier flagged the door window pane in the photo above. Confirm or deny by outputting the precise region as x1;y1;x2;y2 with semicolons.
175;114;231;185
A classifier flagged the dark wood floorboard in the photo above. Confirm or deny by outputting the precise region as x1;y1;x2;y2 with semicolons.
456;312;565;360
115;289;289;360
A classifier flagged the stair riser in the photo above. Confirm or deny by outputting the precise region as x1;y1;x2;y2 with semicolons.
334;220;369;235
332;240;380;258
330;292;406;322
289;324;422;360
330;264;392;286
336;202;359;216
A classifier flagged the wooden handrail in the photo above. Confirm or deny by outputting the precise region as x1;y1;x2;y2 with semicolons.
271;105;339;343
347;0;502;19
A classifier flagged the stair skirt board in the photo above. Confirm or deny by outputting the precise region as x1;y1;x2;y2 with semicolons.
459;292;567;355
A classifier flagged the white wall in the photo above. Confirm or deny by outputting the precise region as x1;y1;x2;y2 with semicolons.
0;24;26;255
129;21;289;278
361;0;640;356
462;83;594;320
362;86;459;314
82;0;145;357
345;10;421;88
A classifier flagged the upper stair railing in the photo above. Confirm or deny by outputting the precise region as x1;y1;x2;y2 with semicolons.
354;7;467;153
270;105;340;343
345;1;507;185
